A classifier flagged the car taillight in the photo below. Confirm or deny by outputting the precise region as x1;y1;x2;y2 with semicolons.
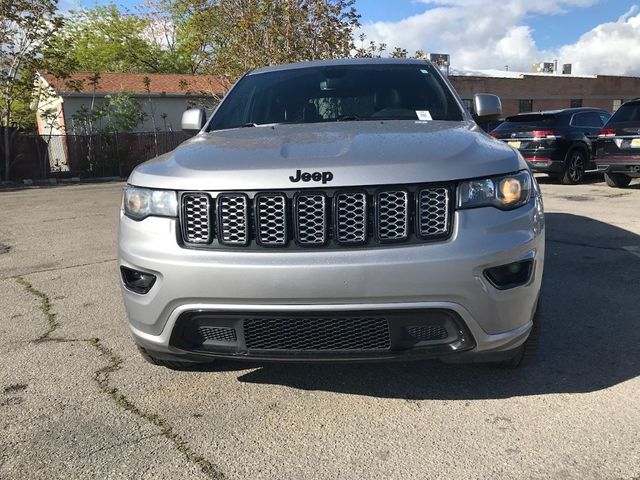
532;130;560;139
489;131;499;137
598;128;616;137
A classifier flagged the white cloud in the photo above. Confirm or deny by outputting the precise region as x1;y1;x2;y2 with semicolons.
558;6;640;74
358;1;640;75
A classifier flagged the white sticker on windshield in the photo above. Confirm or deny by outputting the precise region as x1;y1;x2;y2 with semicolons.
416;110;432;121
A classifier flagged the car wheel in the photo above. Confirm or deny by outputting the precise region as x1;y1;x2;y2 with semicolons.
136;345;214;370
499;301;541;368
561;148;586;185
604;172;632;188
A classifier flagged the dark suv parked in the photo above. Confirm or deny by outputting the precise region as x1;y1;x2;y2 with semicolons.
596;98;640;188
490;107;611;184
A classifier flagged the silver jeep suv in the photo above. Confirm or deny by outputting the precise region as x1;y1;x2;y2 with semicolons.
118;59;545;369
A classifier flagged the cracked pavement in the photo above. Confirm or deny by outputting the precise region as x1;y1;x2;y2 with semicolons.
1;178;639;479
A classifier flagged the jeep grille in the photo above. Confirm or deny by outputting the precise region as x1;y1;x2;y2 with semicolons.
180;184;451;249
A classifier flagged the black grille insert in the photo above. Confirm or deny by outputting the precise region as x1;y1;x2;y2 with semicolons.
406;325;449;341
197;326;237;343
255;193;288;246
217;194;249;245
180;184;451;249
182;193;211;244
244;317;391;351
294;193;328;246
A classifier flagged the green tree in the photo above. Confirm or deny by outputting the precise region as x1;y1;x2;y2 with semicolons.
71;93;146;134
0;0;64;180
50;3;184;73
390;47;408;59
352;33;386;58
97;94;146;134
169;0;360;80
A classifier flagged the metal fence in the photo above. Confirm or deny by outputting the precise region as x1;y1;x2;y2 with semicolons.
0;130;192;181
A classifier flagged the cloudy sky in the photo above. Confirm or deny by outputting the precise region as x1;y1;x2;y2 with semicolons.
72;0;640;75
357;0;640;75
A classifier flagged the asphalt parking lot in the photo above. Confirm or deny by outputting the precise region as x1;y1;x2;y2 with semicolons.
1;176;639;479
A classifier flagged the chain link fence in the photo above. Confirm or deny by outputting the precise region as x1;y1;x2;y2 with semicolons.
1;130;192;181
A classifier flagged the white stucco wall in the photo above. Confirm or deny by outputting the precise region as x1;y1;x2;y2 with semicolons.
61;95;215;134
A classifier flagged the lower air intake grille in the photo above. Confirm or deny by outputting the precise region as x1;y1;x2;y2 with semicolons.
406;325;449;341
197;326;237;343
243;317;391;351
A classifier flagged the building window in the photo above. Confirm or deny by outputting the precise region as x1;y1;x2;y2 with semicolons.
570;99;583;108
613;99;624;111
462;98;474;114
519;99;533;113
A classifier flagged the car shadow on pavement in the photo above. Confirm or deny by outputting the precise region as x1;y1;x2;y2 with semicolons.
197;213;640;400
535;173;603;185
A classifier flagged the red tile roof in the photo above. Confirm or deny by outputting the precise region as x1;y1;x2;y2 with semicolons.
41;72;229;96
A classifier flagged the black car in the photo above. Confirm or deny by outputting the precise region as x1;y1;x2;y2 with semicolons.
490;107;611;184
596;98;640;188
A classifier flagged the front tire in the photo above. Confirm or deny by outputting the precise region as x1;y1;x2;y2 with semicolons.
561;148;587;185
604;172;632;188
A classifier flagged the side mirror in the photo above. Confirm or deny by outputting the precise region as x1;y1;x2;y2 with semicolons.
473;93;502;121
181;108;206;133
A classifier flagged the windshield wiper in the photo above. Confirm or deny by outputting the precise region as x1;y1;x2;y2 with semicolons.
241;122;259;128
336;115;361;122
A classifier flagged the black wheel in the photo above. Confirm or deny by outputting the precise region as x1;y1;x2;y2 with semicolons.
604;172;632;188
136;345;214;370
499;301;541;368
561;148;587;185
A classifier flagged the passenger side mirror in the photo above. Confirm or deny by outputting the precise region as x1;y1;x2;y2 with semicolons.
473;94;502;121
181;108;206;133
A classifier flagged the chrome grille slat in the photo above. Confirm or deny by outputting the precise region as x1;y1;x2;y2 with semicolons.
295;193;327;246
418;187;450;238
217;194;249;245
182;193;211;244
377;190;409;241
255;193;287;246
180;185;450;248
335;191;368;244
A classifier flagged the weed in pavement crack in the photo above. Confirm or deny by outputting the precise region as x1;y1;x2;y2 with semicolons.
89;337;224;479
15;276;59;341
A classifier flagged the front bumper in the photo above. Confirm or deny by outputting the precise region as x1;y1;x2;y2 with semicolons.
119;197;545;362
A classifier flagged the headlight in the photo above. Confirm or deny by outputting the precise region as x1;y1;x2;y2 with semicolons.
458;170;532;210
122;186;177;220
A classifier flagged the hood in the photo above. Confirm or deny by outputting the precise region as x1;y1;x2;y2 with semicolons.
129;120;524;190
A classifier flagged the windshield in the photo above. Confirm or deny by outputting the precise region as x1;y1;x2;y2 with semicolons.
609;102;640;123
208;64;463;131
493;114;560;130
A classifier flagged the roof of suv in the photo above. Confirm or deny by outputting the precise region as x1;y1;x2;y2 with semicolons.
249;58;432;75
508;107;609;118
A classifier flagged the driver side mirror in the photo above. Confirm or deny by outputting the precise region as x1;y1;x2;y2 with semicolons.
181;108;206;133
473;93;502;121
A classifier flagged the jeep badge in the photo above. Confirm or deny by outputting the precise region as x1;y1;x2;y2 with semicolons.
289;169;334;184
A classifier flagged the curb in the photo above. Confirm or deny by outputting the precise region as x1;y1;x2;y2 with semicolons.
0;176;125;190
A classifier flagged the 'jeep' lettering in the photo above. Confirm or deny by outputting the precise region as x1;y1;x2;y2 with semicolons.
289;170;334;184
